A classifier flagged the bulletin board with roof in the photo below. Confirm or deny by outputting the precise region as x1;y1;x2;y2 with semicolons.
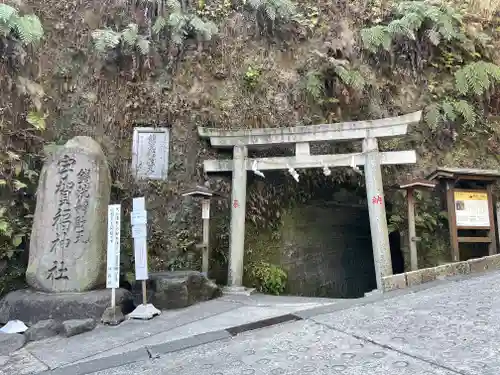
427;168;500;262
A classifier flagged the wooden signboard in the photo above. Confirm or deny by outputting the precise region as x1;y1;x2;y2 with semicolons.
454;190;490;228
427;168;499;262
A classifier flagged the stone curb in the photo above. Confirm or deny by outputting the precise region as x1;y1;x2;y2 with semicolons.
38;314;304;375
381;253;500;292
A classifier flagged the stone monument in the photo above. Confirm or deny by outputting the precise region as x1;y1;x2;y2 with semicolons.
0;137;134;328
26;136;110;292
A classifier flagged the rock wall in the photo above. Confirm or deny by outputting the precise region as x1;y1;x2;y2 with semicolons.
279;202;376;298
244;198;378;299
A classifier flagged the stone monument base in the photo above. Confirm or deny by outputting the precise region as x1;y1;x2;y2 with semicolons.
0;288;134;326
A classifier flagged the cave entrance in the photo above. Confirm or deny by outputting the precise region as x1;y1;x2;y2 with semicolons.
198;111;420;293
244;173;377;299
251;176;405;299
280;199;376;298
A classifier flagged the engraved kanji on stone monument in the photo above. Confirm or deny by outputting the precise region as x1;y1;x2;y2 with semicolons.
26;136;111;292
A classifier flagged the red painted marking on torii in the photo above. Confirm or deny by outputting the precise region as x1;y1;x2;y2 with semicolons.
233;199;239;208
372;195;383;205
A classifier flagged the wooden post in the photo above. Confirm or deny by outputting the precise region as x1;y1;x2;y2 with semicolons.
407;188;418;271
487;184;497;255
445;182;460;262
142;280;147;305
201;198;211;276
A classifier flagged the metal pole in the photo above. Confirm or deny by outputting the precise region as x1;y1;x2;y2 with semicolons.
407;188;418;271
363;137;393;290
228;144;248;287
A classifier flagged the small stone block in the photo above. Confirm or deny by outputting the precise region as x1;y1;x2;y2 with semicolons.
468;257;489;274
128;304;161;320
101;306;125;326
483;254;500;271
434;264;455;280
0;332;26;355
405;270;423;287
24;319;63;342
62;318;97;337
420;268;436;283
381;274;407;292
452;261;471;275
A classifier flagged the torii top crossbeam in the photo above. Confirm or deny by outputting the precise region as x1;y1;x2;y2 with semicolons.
198;111;422;147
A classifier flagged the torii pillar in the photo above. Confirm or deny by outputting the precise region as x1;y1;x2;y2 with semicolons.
228;144;247;287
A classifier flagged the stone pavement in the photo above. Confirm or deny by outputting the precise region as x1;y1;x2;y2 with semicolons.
42;271;500;375
0;293;338;375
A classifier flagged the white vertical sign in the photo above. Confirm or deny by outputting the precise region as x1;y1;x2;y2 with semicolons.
132;197;148;281
202;199;210;220
106;204;121;289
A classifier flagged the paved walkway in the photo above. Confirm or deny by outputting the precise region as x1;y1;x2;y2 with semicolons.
48;271;500;375
0;294;338;375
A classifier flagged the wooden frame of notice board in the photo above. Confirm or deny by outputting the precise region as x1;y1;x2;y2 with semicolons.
427;168;500;262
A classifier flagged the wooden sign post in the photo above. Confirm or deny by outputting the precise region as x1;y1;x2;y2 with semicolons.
181;185;226;277
128;197;160;320
395;179;436;271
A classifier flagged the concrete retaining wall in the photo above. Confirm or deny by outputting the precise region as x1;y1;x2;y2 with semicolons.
382;254;500;292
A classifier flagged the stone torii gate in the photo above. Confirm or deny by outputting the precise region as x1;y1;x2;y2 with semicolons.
198;111;422;293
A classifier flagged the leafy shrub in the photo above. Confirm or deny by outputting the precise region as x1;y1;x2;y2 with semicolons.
1;5;45;296
249;261;287;295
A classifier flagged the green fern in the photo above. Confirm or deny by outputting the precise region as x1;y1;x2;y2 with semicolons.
334;66;366;90
151;0;218;45
303;71;323;100
425;99;476;130
0;4;43;45
424;103;442;129
360;26;391;53
246;0;297;22
92;0;218;53
361;1;464;53
92;24;150;55
121;23;139;46
454;61;500;96
452;99;476;127
189;15;218;40
91;29;121;53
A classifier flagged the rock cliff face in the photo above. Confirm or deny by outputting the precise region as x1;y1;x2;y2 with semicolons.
2;0;499;295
